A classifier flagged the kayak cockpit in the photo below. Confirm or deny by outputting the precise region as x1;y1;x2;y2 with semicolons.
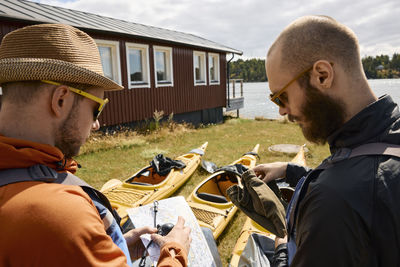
196;172;238;203
182;153;194;159
125;167;171;186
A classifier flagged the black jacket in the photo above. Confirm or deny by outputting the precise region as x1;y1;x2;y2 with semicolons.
274;95;400;267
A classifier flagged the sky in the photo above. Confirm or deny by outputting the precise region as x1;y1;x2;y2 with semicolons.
33;0;400;60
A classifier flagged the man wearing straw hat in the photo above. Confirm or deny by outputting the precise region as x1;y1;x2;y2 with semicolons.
0;24;190;266
253;16;400;266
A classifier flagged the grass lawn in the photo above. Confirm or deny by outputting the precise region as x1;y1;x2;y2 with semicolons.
76;118;330;266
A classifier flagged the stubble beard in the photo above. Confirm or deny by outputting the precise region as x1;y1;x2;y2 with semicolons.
298;80;347;145
55;108;83;158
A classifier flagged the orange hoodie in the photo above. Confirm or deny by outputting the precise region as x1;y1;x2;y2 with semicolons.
0;135;187;267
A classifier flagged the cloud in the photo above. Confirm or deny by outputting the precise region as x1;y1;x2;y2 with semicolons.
34;0;400;58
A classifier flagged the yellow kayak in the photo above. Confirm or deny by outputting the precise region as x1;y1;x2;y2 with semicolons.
229;144;307;266
187;144;260;239
229;217;275;266
100;142;208;221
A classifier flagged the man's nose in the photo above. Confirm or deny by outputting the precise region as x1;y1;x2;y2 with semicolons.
279;105;288;116
92;119;100;131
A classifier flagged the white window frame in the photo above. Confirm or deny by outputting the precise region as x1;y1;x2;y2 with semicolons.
208;53;220;85
126;42;151;89
193;51;207;86
153;46;174;87
94;39;122;86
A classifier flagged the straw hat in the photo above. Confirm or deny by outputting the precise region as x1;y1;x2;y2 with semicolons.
0;23;123;90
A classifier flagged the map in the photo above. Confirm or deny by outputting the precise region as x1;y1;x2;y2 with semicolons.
127;196;216;267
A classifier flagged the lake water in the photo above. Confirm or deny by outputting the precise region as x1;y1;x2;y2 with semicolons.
233;79;400;119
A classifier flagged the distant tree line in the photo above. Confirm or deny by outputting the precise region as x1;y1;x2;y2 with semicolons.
229;58;267;82
229;53;400;82
362;54;400;79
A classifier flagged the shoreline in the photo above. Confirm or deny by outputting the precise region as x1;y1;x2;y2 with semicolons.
223;111;283;121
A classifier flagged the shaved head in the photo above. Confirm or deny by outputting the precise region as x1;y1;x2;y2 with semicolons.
266;15;377;144
268;15;362;76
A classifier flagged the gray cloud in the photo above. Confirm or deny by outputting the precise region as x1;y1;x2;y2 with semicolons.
36;0;400;58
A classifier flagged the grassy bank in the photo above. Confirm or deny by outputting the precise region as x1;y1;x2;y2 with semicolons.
76;118;330;266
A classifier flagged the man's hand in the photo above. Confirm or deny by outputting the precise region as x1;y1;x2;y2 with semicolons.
151;216;192;254
252;162;288;183
124;226;157;261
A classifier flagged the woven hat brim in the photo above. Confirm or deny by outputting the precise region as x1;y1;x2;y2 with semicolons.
0;58;124;91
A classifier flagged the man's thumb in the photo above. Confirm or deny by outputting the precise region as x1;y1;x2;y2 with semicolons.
150;233;162;245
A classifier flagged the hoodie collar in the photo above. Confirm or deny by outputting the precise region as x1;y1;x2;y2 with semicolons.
0;135;78;173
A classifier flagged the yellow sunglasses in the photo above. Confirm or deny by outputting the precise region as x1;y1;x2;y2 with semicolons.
269;66;313;107
269;62;333;107
42;80;109;121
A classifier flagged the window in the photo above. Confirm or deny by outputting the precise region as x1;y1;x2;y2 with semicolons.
153;46;173;87
193;51;206;85
126;43;150;88
208;53;220;84
95;40;122;85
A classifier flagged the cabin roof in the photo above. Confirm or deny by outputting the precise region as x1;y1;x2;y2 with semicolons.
0;0;243;55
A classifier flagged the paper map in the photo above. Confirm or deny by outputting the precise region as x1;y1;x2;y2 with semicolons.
127;196;216;267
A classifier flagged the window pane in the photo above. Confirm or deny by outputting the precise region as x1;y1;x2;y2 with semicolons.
156;51;167;81
99;46;113;80
129;49;143;82
210;56;215;81
195;55;202;81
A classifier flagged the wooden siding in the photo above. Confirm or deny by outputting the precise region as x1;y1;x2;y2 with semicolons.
0;20;227;127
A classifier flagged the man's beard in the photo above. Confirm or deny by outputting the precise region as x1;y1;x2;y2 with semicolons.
292;80;347;145
55;108;83;158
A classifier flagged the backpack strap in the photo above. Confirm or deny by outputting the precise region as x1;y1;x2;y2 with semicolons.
0;164;120;232
0;164;60;186
319;142;400;169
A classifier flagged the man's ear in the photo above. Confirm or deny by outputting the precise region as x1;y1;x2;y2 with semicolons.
50;85;73;118
311;60;334;90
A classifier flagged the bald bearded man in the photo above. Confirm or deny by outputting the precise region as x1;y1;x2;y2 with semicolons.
253;16;400;267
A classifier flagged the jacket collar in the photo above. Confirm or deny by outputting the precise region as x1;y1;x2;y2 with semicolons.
327;95;400;153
